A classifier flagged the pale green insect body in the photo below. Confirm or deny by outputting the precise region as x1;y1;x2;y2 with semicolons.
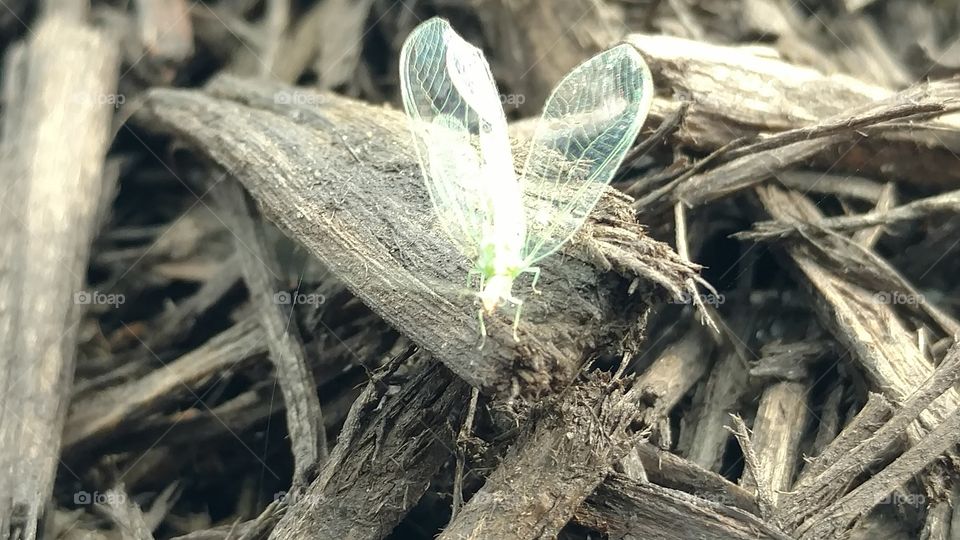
471;129;532;339
400;17;653;344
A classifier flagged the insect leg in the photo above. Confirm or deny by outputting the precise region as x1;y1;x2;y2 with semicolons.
510;298;523;342
526;267;542;294
477;307;487;350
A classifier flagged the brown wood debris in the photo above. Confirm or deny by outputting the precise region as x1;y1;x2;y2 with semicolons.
1;1;959;539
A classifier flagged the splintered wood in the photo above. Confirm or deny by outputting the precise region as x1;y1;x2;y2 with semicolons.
2;1;959;540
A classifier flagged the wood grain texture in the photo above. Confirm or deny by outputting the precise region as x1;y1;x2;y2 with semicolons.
628;34;960;191
755;186;959;436
212;180;327;484
270;354;470;540
439;376;644;540
0;15;118;540
575;473;791;540
136;75;699;397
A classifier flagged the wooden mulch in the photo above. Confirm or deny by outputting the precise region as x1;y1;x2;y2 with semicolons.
1;1;959;539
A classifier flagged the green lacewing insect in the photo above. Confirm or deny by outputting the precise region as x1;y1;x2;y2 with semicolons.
399;17;653;345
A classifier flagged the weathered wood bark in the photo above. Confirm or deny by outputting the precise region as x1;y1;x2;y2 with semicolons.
0;1;953;539
0;43;26;539
740;189;960;241
740;380;810;507
99;485;156;540
633;325;714;442
627;34;960;191
133;0;193;78
782;344;960;533
799;399;960;538
634;79;960;216
574;474;791;540
63;317;267;454
754;186;960;437
269;353;470;540
632;443;760;514
135;75;699;398
212;180;327;485
439;376;644;540
0;15;119;540
226;0;373;88
683;343;751;471
475;0;623;115
796;392;895;485
169;500;285;540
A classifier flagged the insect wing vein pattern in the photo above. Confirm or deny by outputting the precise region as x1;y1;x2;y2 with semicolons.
398;18;521;264
400;17;654;342
519;44;654;264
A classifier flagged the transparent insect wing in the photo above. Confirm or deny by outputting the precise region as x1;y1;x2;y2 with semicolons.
424;115;486;257
398;18;518;261
519;44;654;264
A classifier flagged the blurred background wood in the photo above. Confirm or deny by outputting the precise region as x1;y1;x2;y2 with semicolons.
0;0;959;539
0;13;118;540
